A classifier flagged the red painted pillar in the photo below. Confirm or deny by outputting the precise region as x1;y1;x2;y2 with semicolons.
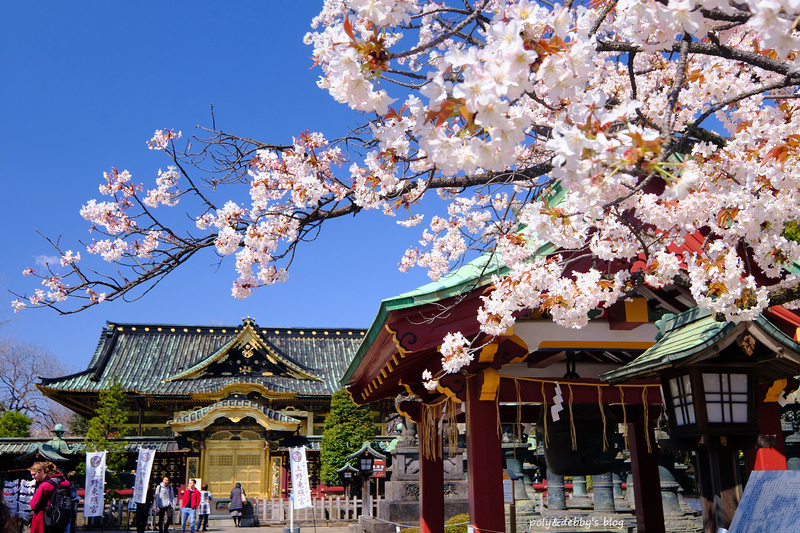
627;407;665;533
745;400;787;471
419;444;445;533
466;373;505;533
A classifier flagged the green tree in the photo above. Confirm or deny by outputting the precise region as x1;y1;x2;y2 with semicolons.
0;410;32;437
320;389;377;486
84;377;129;492
67;413;90;436
784;221;800;243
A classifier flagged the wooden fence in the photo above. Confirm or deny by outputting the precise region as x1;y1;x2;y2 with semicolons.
77;495;384;528
256;495;383;524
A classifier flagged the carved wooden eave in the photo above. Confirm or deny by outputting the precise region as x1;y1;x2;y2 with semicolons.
167;398;301;433
191;381;298;401
602;306;800;384
166;319;323;382
36;389;101;418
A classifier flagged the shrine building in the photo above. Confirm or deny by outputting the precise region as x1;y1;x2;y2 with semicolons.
28;317;391;497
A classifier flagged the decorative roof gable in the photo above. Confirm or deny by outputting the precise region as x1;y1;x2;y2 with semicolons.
167;397;302;433
166;318;323;382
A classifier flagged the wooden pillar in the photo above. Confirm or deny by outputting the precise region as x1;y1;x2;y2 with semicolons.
627;407;665;533
419;443;445;533
466;373;504;533
708;443;740;530
695;450;717;533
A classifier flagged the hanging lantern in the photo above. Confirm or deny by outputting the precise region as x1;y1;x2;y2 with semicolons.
537;404;617;476
661;365;758;438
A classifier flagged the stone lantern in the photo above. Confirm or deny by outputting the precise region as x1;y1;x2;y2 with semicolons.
345;441;385;517
602;307;800;532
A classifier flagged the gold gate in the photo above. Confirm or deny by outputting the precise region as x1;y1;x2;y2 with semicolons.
203;431;267;497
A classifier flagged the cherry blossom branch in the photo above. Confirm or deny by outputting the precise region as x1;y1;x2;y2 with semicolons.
391;0;491;60
16;1;800;355
596;38;799;79
589;0;618;36
661;33;692;139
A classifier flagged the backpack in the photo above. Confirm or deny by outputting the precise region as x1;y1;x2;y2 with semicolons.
43;477;74;533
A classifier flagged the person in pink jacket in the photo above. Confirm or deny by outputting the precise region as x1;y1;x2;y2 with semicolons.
29;461;66;533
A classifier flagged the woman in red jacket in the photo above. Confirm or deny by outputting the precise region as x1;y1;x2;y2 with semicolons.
29;461;64;533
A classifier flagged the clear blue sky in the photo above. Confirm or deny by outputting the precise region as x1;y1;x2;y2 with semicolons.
0;2;434;373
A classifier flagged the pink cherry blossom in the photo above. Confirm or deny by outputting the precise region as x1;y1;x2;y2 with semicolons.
15;0;800;380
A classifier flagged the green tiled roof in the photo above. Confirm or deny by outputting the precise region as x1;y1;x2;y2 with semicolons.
40;321;367;397
341;239;557;385
0;437;185;456
601;307;800;383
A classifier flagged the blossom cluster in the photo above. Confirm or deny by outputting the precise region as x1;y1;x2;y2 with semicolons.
16;1;800;384
147;129;182;151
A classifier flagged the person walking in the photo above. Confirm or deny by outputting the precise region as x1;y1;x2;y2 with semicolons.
155;477;176;533
136;488;154;533
180;479;201;533
228;483;246;527
197;484;213;531
29;461;65;533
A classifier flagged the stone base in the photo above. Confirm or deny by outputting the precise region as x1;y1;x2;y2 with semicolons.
566;496;593;509
385;479;468;502
378;501;419;526
358;516;395;533
663;515;704;532
370;501;470;532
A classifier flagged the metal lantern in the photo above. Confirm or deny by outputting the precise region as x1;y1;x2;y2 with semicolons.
345;442;386;518
337;463;359;481
359;456;374;473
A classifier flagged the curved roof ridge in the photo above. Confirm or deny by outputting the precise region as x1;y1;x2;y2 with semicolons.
167;397;301;432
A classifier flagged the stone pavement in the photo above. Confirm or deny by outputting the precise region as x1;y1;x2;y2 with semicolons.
94;521;354;533
207;525;352;533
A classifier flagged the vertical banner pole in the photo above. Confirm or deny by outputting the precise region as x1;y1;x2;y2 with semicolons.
133;448;156;504
85;451;108;519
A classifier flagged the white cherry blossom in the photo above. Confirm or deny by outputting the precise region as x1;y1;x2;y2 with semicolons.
16;0;800;379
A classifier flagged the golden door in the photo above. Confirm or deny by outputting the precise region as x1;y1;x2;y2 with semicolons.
203;434;266;498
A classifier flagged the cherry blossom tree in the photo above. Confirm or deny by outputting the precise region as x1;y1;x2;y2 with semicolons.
13;0;800;380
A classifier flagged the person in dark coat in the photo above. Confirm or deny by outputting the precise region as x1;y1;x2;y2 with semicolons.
136;488;154;533
228;483;245;527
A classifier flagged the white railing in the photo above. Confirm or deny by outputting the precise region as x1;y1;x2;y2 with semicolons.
75;495;385;527
256;495;383;524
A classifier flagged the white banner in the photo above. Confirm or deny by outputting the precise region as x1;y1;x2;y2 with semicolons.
84;451;107;518
289;447;312;509
133;448;156;504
